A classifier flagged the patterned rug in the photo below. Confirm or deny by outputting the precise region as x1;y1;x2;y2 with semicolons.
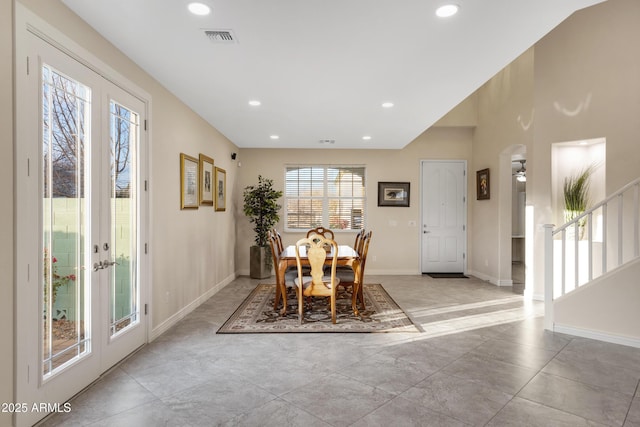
217;283;419;333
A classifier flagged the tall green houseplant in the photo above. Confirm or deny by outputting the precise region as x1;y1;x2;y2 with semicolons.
563;165;593;238
243;175;283;278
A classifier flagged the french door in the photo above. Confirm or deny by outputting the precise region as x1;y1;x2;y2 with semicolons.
16;32;148;426
421;160;467;273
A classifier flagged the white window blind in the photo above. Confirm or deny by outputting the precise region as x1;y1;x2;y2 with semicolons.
285;165;365;231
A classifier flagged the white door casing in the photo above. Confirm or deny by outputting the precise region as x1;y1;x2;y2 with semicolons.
15;10;149;425
421;160;467;273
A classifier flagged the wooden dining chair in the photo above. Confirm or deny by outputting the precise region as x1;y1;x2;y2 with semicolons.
353;229;365;254
306;226;335;240
270;227;284;253
294;235;341;324
337;230;372;309
268;230;296;314
336;228;364;278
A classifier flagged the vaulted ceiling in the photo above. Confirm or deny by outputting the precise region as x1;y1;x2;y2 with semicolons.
62;0;604;149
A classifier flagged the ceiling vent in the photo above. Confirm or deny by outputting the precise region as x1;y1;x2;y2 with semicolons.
319;139;336;144
204;30;236;44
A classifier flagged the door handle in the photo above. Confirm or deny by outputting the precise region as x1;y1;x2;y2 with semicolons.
93;260;119;271
102;259;119;267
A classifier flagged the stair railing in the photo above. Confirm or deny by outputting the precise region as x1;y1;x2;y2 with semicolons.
544;177;640;329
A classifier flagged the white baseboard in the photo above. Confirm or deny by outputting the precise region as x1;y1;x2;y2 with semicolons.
150;273;236;341
531;293;544;301
497;279;513;287
467;270;499;285
553;324;640;349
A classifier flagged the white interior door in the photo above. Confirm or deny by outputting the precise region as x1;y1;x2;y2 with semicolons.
15;31;147;426
421;160;467;273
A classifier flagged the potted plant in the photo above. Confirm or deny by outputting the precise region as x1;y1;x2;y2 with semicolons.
243;175;283;278
563;165;593;239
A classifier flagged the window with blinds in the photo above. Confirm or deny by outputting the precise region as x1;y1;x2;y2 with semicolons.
285;166;366;231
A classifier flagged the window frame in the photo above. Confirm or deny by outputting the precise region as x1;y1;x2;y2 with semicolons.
284;164;366;233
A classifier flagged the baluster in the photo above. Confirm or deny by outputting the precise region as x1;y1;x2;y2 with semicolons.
561;228;566;297
587;212;593;282
602;203;608;274
618;194;623;266
634;183;639;258
574;221;579;289
543;224;554;331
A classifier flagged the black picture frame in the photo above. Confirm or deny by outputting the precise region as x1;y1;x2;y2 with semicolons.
378;182;410;207
476;168;490;200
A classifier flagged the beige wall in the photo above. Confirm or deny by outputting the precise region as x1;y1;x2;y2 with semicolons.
6;0;640;418
2;0;14;424
15;0;239;337
465;0;640;299
235;125;474;275
530;0;640;297
555;258;640;341
470;48;535;285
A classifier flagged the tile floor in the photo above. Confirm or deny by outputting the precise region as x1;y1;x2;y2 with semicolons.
38;275;640;426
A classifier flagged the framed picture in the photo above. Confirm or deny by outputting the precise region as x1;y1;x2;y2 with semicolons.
198;154;214;206
378;182;410;207
215;167;226;212
180;153;199;209
476;168;490;200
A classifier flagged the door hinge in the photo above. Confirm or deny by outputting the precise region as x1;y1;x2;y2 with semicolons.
463;252;466;259
26;57;29;75
144;180;148;191
144;304;148;315
27;158;30;177
463;224;466;231
144;243;148;254
463;196;466;203
144;119;147;131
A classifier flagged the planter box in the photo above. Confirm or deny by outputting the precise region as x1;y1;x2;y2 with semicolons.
250;246;272;279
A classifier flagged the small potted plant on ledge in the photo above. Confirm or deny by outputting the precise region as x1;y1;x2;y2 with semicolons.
563;165;593;239
243;175;283;279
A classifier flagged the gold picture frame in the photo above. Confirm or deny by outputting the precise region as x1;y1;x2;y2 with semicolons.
215;167;226;212
180;153;199;209
199;154;214;206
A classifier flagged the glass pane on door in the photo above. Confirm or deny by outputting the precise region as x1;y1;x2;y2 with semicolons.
109;101;139;337
42;64;91;377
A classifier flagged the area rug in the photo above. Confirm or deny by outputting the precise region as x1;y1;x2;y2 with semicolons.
217;283;419;333
426;273;469;279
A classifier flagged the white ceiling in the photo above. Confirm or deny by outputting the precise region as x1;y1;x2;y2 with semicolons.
61;0;604;150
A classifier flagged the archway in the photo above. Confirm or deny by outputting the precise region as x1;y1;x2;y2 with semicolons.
498;145;527;294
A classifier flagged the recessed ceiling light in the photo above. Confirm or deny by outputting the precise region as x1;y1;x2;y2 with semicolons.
188;2;211;16
248;100;261;106
436;4;459;18
382;102;394;108
362;136;372;140
270;135;279;140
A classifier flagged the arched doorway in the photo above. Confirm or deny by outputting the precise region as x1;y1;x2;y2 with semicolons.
498;145;527;295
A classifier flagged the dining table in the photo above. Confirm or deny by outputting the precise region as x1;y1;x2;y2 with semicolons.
277;244;362;316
